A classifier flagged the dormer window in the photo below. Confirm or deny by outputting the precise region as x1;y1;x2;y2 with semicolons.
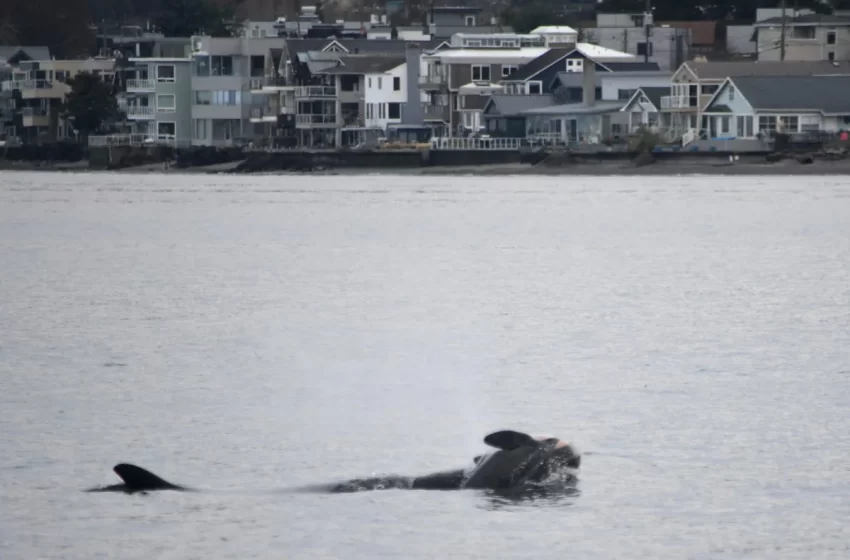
465;15;476;27
566;59;583;72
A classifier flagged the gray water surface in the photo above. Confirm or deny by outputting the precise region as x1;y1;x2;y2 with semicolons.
1;171;849;559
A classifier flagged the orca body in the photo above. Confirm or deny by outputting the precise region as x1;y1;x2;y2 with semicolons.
87;430;580;495
86;463;189;494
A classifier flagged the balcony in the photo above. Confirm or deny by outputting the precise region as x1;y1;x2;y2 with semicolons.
422;104;449;122
1;79;65;99
127;79;156;92
295;86;336;99
418;71;448;90
660;95;696;111
20;107;49;127
126;106;155;119
295;113;338;128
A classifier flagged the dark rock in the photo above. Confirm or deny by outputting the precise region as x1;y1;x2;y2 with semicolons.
796;153;814;165
765;152;784;163
633;151;655;168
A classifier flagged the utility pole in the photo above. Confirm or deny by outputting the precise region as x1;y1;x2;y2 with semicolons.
780;0;787;61
644;0;652;64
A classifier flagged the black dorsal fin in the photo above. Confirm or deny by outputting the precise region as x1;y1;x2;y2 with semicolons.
483;430;538;451
113;463;183;491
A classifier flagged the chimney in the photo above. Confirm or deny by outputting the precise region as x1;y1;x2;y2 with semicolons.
582;60;596;107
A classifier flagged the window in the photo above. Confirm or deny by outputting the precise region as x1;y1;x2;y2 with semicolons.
729;87;735;101
380;103;385;119
736;116;754;137
779;115;799;132
501;65;518;78
828;51;836;61
194;91;211;105
618;88;636;100
156;94;176;112
388;102;400;119
758;115;777;134
157;122;176;138
792;26;815;39
212;90;240;105
193;119;208;140
368;77;372;88
720;116;730;134
527;81;542;94
195;56;210;76
611;123;622;135
637;42;653;56
465;15;475;27
827;30;837;45
156;65;175;82
565;58;583;73
393;77;401;91
211;56;234;76
471;64;490;81
378;77;383;89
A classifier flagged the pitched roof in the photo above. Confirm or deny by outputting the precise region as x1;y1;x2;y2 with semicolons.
319;55;405;74
727;75;850;114
685;60;850;80
483;94;556;116
637;86;668;109
505;48;573;81
604;61;661;71
0;46;50;63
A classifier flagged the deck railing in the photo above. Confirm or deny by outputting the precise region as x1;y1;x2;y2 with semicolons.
429;137;524;150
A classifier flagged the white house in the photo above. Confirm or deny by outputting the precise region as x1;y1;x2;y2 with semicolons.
364;60;407;130
620;86;668;131
701;74;850;139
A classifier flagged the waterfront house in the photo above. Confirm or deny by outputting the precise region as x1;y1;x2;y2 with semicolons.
619;86;667;132
588;13;693;71
660;59;850;144
1;57;117;144
481;94;557;137
499;44;645;95
189;35;285;147
701;75;850;143
124;56;193;146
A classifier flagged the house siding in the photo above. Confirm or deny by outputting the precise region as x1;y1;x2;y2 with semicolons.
364;64;406;130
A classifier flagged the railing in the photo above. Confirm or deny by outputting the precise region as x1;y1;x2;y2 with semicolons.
430;137;523;150
296;114;338;126
418;72;448;87
126;78;155;91
295;86;337;98
660;95;693;110
126;106;155;118
249;78;264;90
19;107;48;117
88;133;172;147
682;127;698;147
1;79;54;92
422;104;449;121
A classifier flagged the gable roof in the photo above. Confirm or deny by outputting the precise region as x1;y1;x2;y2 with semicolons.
712;75;850;114
319;55;405;75
621;86;668;112
505;47;573;82
483;94;556;116
683;60;850;80
0;46;50;64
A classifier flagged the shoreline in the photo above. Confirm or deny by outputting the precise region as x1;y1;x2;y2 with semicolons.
3;158;850;177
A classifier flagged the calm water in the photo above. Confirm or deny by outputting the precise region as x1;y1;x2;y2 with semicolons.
2;171;850;559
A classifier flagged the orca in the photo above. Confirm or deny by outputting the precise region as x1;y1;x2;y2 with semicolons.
327;430;581;493
85;463;189;494
86;430;580;495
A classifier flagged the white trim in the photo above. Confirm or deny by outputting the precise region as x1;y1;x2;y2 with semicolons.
322;39;348;53
702;77;732;109
156;121;177;137
156;64;176;82
156;93;176;112
471;64;490;82
620;88;659;113
526;80;543;94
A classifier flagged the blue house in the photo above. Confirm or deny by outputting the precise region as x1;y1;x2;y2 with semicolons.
500;44;660;96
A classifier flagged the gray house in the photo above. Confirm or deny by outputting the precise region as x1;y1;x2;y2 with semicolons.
125;57;193;146
189;36;285;146
427;6;512;38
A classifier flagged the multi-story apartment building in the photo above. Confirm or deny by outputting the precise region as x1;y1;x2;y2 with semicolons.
124;57;193;145
1;58;116;143
188;35;284;147
753;13;850;62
